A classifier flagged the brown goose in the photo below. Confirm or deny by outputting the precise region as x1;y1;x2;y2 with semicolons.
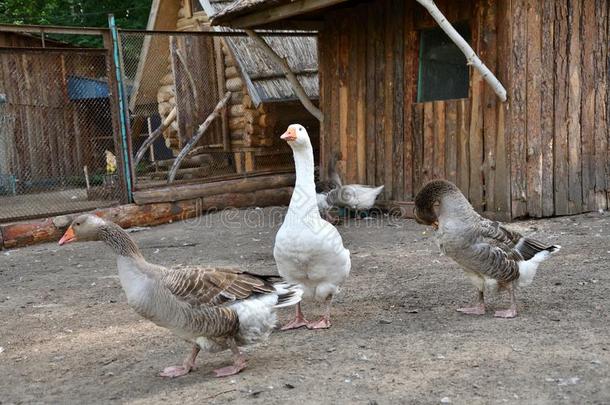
59;214;302;378
414;180;560;318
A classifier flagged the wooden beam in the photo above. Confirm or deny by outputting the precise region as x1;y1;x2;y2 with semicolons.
244;29;323;122
215;0;349;28
134;173;295;204
0;23;107;36
0;187;293;249
168;91;231;183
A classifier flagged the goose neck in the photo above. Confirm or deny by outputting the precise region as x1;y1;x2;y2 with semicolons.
98;223;143;258
289;145;318;214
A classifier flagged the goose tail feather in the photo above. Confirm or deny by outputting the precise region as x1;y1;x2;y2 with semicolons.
273;282;303;308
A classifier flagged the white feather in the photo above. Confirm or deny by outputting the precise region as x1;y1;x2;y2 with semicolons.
229;294;278;345
517;245;560;286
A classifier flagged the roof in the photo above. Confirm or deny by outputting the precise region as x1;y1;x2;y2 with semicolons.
211;0;291;24
210;0;348;27
129;0;318;112
202;0;318;105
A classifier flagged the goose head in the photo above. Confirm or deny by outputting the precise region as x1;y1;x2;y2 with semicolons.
280;124;312;149
414;180;461;228
58;214;106;245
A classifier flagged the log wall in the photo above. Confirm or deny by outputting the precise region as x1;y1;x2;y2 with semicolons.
318;0;610;219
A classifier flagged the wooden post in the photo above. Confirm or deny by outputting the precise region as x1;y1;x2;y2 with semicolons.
415;0;507;102
146;117;155;163
102;28;130;204
244;29;323;122
214;38;231;152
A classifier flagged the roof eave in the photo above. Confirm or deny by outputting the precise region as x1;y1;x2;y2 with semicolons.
211;0;350;28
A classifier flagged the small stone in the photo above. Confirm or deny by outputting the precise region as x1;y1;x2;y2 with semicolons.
440;397;451;404
284;383;295;389
379;319;392;324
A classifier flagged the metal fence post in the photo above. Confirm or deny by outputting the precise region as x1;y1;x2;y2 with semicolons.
107;14;133;203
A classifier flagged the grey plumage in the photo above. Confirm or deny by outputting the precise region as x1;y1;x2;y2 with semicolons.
414;180;561;317
59;214;302;377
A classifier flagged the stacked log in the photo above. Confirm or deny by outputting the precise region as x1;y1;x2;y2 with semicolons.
0;184;294;249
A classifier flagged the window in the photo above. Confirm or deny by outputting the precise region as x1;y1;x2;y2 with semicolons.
417;24;470;102
191;0;203;13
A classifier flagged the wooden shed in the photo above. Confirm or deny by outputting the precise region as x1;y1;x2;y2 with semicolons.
0;31;113;189
213;0;610;220
129;0;319;176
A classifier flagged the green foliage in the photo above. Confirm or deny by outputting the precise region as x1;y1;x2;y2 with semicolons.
0;0;153;47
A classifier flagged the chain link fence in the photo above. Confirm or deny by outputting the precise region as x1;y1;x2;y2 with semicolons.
0;27;316;223
119;30;299;190
0;46;125;223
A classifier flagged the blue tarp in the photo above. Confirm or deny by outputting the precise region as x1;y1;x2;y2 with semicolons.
67;76;132;100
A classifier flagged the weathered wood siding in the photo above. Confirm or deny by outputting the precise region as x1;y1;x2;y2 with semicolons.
0;48;109;182
318;0;610;219
170;35;223;148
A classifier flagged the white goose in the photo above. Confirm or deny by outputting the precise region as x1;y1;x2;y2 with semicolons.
274;124;351;329
59;214;302;377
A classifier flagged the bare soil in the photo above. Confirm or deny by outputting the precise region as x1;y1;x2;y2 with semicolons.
1;207;608;404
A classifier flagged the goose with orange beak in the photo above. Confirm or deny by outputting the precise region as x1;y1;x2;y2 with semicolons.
58;214;302;378
274;124;351;330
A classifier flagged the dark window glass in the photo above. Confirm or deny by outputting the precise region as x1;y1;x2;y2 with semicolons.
191;0;204;12
417;24;470;102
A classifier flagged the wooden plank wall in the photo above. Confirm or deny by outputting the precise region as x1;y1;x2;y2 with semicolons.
508;0;610;217
318;0;610;219
412;99;471;196
0;48;107;183
320;0;470;202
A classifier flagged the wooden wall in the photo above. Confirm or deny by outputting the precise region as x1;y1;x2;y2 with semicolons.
0;48;109;184
509;0;609;217
318;0;610;219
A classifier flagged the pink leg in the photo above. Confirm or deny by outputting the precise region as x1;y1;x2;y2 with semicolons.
159;345;199;378
213;340;247;378
307;296;332;330
494;283;518;318
280;302;309;330
457;290;486;316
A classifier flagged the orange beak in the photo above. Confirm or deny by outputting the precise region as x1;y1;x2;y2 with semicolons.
58;226;76;245
280;127;297;142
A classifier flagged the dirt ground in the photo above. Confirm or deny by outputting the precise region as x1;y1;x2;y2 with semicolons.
1;207;609;404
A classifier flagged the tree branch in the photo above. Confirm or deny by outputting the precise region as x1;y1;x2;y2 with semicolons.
134;107;177;167
244;29;323;122
168;91;232;184
415;0;507;102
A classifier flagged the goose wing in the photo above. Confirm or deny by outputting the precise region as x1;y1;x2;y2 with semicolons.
162;266;276;307
466;219;524;283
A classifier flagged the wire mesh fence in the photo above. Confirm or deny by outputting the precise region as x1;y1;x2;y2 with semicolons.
0;46;125;223
119;30;297;190
0;27;314;224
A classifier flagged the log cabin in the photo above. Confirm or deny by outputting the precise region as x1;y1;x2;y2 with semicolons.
129;0;319;177
212;0;610;220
